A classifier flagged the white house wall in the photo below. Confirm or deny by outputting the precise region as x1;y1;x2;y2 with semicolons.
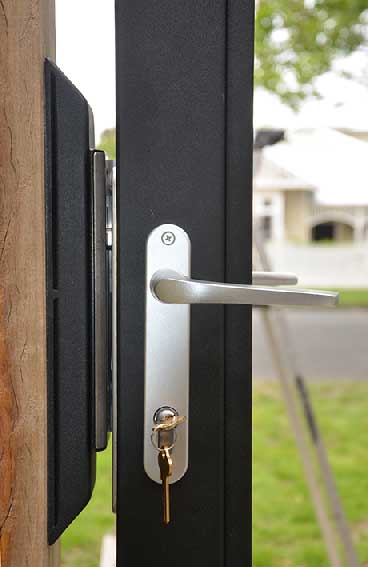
253;191;285;241
266;241;368;288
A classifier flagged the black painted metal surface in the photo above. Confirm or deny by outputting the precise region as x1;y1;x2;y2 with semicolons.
116;1;254;565
44;59;96;544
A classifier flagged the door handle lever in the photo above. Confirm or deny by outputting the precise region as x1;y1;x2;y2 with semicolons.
151;270;338;307
144;224;338;485
252;271;298;286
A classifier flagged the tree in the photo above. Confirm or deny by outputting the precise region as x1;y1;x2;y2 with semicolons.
98;128;116;159
255;0;368;107
98;0;368;150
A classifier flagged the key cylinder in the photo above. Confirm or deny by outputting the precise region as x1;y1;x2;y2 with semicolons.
153;406;178;450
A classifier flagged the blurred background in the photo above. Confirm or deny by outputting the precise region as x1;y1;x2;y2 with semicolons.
56;1;368;565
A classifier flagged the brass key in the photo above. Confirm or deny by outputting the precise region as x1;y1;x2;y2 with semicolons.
158;447;172;524
152;414;186;435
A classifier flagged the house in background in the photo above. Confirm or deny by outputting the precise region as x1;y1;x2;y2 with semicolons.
254;146;315;242
253;64;368;287
253;127;368;244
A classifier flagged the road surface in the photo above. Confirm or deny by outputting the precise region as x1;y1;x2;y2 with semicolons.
253;308;368;380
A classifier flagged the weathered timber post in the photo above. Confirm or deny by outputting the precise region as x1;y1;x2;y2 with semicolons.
0;0;59;565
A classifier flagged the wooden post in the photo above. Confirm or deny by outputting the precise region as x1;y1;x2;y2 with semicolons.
0;0;59;565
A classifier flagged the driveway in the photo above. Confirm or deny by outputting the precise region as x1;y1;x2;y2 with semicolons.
253;308;368;380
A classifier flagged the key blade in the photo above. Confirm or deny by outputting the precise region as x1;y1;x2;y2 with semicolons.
164;447;173;476
158;448;172;525
158;448;172;480
163;477;170;524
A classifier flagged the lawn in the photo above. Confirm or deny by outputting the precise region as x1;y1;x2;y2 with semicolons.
253;382;368;567
62;382;368;566
316;289;368;307
61;443;115;567
333;289;368;307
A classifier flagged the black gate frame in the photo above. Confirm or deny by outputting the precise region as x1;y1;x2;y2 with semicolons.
116;1;254;564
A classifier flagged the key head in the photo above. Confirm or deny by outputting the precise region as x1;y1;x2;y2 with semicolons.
158;447;173;481
152;413;186;435
161;414;186;430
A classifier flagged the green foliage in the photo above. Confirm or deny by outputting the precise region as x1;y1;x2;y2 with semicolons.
255;0;368;107
98;128;116;160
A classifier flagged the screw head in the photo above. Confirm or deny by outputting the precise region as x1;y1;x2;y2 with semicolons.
161;231;176;246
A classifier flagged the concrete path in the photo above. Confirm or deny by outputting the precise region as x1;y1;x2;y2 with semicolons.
253;308;368;380
100;534;116;567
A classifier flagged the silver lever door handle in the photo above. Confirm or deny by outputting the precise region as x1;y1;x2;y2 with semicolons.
151;270;338;307
144;224;339;486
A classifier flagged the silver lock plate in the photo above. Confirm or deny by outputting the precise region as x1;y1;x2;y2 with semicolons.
144;224;190;484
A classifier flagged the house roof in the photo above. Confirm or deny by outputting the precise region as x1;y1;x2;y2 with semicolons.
254;150;316;192
263;128;368;206
293;73;368;133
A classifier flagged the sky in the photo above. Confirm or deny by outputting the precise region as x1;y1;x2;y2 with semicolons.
254;52;368;132
56;1;368;141
56;0;116;143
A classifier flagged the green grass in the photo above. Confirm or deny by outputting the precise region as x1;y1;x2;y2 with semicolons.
333;289;368;307
61;443;115;567
306;288;368;306
62;383;368;566
253;382;368;567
